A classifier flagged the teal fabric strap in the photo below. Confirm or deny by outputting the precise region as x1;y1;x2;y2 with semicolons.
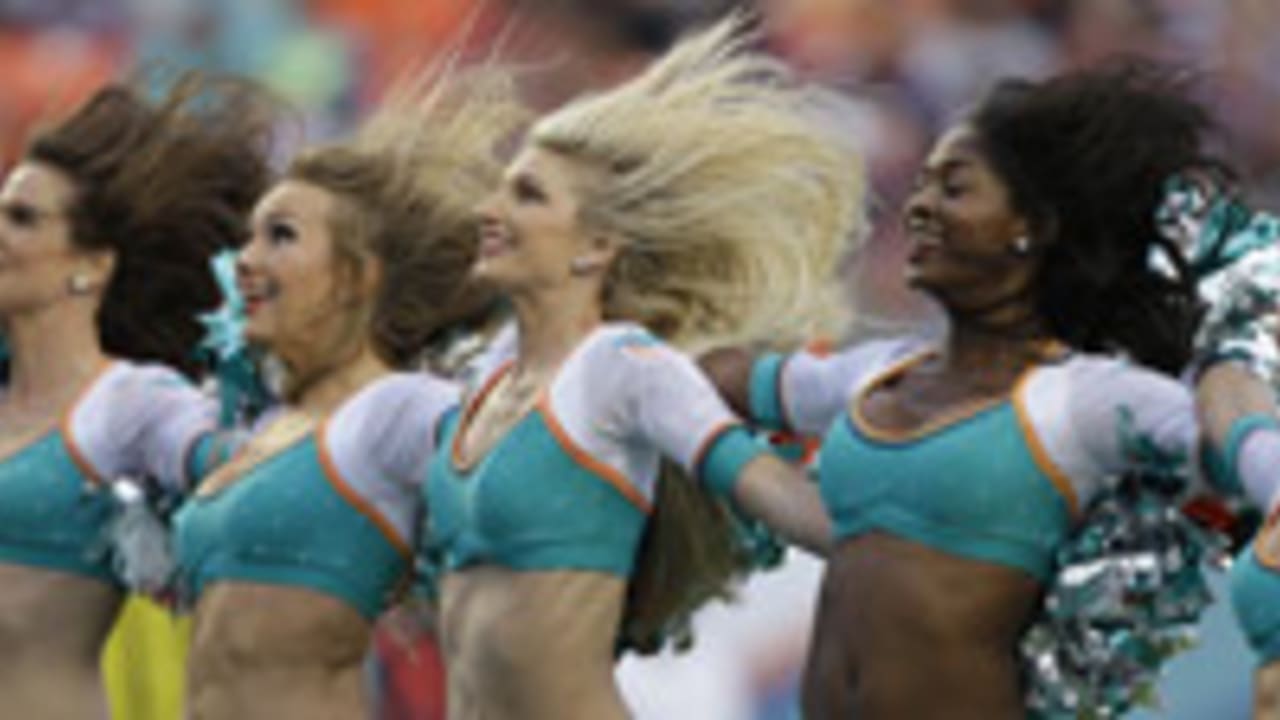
1206;413;1280;496
185;432;231;485
748;353;788;430
698;426;767;498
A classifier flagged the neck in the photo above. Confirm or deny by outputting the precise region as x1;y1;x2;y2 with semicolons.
510;287;602;379
291;345;389;417
942;314;1052;375
4;302;107;406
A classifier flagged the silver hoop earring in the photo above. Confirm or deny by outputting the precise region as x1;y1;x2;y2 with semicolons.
569;257;594;275
67;274;93;295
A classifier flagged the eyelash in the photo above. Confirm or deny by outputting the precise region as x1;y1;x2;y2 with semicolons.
5;206;35;227
267;222;296;245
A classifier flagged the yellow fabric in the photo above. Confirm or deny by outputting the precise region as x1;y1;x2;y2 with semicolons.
102;596;189;720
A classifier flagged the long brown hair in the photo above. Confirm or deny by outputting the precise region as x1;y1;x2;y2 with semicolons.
283;65;527;373
27;73;279;377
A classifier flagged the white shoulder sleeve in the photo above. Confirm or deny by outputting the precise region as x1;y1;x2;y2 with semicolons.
1016;355;1199;506
322;373;460;549
71;362;217;490
764;337;925;437
327;372;460;491
599;327;741;475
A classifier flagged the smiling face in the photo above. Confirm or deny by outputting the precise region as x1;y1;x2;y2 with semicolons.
902;125;1038;314
0;162;111;317
472;144;606;295
237;180;366;364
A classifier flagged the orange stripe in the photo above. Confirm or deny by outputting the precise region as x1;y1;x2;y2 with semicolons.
451;359;514;469
1010;374;1080;518
849;347;1000;443
804;338;835;357
315;419;412;558
1255;507;1280;571
58;360;117;486
691;420;740;478
535;397;652;514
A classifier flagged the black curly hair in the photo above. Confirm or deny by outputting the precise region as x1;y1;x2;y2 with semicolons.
27;73;278;378
970;61;1226;374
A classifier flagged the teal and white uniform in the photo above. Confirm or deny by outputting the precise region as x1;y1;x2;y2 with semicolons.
1233;507;1280;665
752;339;1201;579
174;373;457;620
423;323;765;578
0;361;214;583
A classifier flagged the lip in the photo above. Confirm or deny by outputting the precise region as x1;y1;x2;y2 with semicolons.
477;224;512;259
906;231;943;264
237;281;274;317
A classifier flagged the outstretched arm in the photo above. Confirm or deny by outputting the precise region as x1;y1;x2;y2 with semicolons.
731;453;831;556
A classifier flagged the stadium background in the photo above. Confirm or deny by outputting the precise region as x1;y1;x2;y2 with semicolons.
0;1;1276;717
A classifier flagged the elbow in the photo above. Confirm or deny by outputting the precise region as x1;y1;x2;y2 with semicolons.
698;346;755;417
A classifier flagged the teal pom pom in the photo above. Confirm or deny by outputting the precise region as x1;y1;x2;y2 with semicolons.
197;250;272;426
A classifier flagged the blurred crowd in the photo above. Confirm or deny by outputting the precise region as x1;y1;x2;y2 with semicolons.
1;0;1277;328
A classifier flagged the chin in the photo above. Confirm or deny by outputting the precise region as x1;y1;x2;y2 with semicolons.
241;320;272;348
471;255;523;292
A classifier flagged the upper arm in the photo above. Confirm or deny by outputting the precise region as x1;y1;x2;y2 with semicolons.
345;374;461;490
610;334;744;480
755;338;922;437
1067;359;1199;485
117;365;218;490
1015;358;1200;510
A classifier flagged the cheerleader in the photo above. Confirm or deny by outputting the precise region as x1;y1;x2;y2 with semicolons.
704;63;1277;718
172;66;524;720
0;75;276;718
422;16;867;719
1186;184;1280;716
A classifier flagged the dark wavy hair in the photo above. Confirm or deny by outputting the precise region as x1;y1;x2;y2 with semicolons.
970;61;1224;374
27;73;278;378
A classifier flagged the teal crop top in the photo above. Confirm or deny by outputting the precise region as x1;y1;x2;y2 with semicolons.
0;431;115;583
174;433;411;620
1231;514;1280;664
818;392;1078;582
423;325;763;579
426;408;650;576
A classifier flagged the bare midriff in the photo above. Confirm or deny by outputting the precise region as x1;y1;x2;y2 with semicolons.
187;582;372;720
440;566;629;720
0;563;122;720
1256;660;1280;719
802;532;1041;720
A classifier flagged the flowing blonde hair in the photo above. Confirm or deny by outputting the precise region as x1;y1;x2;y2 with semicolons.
286;60;528;376
531;13;868;353
530;16;869;653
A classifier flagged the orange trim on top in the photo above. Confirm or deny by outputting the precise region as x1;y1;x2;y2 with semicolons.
691;420;741;478
315;418;413;559
1010;372;1080;519
849;348;1003;443
535;396;653;514
804;338;835;357
1255;507;1280;571
450;359;515;471
58;360;118;486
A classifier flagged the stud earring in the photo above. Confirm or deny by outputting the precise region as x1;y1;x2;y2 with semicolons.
67;274;93;295
1011;235;1032;256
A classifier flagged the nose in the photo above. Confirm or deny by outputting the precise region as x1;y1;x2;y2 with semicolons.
236;238;262;283
903;182;938;230
474;191;503;226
